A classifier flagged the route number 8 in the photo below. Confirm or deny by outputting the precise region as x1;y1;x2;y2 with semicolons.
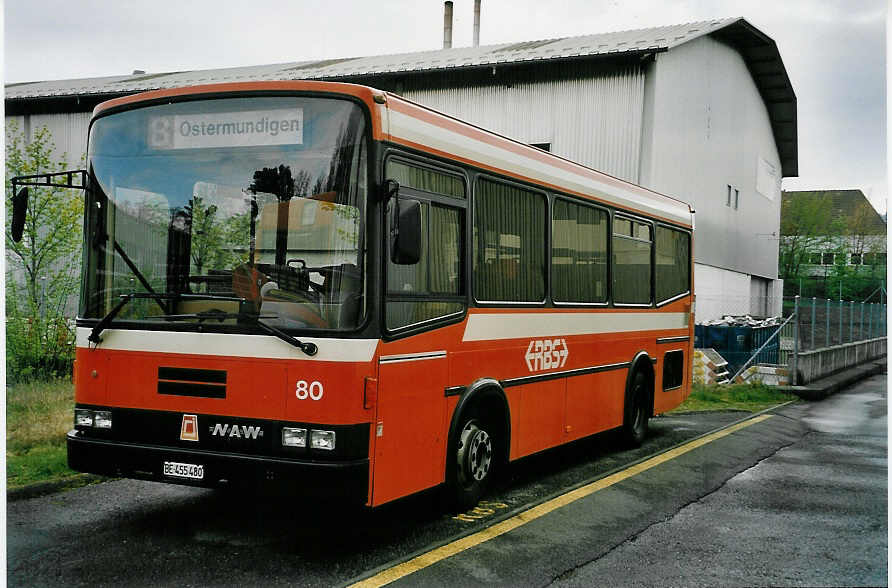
296;380;324;400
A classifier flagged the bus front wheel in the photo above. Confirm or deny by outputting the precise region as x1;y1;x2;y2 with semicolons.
448;412;494;511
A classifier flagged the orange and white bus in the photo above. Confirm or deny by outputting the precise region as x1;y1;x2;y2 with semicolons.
11;81;693;509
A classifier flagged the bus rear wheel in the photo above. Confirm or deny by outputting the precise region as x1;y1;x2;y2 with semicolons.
448;413;494;511
622;370;650;447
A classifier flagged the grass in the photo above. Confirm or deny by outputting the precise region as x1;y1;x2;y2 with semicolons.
669;381;797;414
7;378;77;488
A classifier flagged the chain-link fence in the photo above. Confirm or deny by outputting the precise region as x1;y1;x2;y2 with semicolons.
695;294;886;382
791;296;886;352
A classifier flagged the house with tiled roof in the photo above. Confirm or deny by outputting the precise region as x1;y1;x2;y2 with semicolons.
780;189;886;296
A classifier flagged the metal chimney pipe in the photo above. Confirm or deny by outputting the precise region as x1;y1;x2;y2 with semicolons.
443;1;453;49
473;0;481;47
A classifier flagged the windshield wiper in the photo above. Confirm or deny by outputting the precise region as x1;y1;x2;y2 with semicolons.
113;306;318;357
88;293;247;345
242;313;318;356
88;294;137;345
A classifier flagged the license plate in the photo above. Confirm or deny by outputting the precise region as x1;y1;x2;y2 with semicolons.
163;461;204;480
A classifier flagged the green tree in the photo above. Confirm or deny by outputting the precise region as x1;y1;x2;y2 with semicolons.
780;193;846;296
779;194;841;281
5;121;84;381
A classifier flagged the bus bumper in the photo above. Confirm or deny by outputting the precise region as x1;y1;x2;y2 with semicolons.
67;430;369;502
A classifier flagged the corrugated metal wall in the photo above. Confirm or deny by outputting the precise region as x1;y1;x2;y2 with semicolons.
6;112;92;168
397;64;646;184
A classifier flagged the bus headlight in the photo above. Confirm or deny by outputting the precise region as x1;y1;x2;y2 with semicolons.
282;427;307;447
94;411;113;429
75;408;113;429
75;409;94;427
310;429;336;451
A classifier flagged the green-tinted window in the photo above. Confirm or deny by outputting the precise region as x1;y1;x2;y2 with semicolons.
552;200;608;303
385;160;465;330
655;226;690;303
386;160;465;198
386;202;463;329
474;178;545;302
612;217;652;305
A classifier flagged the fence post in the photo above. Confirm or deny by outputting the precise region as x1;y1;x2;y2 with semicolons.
825;298;830;347
861;301;865;340
811;297;816;349
792;295;800;385
849;300;854;343
868;303;873;338
838;298;843;345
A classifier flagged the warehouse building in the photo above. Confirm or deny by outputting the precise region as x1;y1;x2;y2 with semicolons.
5;16;796;321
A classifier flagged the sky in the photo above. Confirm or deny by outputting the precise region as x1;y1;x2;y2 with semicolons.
2;0;887;215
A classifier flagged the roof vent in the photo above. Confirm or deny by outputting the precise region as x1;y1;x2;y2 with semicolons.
132;69;146;75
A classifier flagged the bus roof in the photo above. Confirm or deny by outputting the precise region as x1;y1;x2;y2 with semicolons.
92;80;693;228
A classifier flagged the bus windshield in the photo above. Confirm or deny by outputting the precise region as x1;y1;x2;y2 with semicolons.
83;96;368;332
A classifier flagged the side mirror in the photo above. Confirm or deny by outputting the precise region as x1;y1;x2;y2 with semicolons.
11;187;28;242
391;198;422;265
8;170;87;243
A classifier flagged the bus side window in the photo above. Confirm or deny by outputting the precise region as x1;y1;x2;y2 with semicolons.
655;226;691;304
612;218;653;305
385;160;466;331
552;199;608;304
473;178;545;303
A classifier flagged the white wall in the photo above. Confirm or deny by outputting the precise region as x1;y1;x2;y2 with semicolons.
640;36;783;281
696;263;784;322
695;263;752;322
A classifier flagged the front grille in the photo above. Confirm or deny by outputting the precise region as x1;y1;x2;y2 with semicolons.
158;367;226;398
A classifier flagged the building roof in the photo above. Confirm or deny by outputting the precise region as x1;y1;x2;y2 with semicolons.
781;190;886;235
5;17;797;175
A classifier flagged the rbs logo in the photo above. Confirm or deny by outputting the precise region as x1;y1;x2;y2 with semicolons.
525;339;569;372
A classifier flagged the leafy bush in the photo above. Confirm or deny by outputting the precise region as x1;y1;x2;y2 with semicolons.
5;122;83;382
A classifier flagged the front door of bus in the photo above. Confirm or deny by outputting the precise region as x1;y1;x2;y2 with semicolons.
373;351;448;505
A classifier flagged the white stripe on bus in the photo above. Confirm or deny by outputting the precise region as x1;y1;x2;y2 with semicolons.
388;109;691;226
462;312;689;342
75;327;379;362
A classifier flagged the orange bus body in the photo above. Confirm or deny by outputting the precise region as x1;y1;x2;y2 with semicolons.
71;81;694;507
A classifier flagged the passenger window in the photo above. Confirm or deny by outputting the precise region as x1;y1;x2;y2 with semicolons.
612;217;652;305
552;199;608;303
655;226;691;303
474;178;545;302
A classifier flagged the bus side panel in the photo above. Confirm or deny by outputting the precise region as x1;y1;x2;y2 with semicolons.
284;361;374;424
75;348;109;405
653;345;690;415
512;380;566;459
564;370;626;443
371;355;448;506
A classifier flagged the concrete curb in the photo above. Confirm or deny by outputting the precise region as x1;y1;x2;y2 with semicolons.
778;359;887;401
7;473;106;502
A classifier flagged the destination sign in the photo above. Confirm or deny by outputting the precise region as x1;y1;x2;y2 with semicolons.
148;108;303;150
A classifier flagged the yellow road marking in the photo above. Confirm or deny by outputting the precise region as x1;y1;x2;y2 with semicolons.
350;414;773;588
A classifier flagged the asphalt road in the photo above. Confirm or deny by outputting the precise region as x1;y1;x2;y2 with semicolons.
7;376;886;586
549;374;888;587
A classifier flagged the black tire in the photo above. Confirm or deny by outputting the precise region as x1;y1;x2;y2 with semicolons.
622;370;650;447
447;411;495;512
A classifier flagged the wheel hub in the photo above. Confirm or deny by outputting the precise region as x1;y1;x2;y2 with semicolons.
457;421;493;485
